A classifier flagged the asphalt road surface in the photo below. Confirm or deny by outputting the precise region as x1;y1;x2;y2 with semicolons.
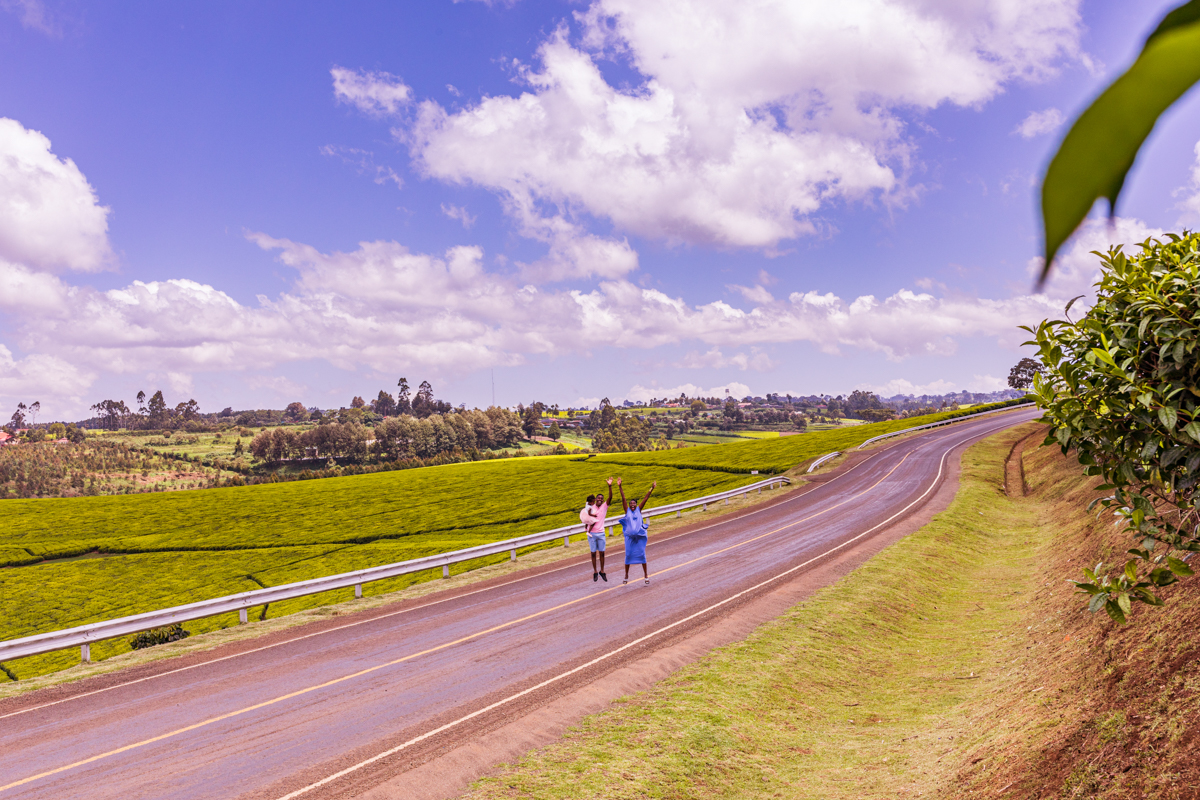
0;407;1039;800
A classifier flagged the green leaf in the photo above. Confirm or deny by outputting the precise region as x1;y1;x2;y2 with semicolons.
1159;405;1179;430
1040;0;1200;281
1167;556;1195;576
1183;421;1200;444
1117;592;1133;617
1105;599;1128;624
1088;592;1108;613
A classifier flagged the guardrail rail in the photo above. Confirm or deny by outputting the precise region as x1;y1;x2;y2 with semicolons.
0;476;791;667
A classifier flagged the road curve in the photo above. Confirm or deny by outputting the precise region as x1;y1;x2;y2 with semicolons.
0;408;1039;800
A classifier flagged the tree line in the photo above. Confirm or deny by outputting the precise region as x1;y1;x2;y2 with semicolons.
249;406;526;463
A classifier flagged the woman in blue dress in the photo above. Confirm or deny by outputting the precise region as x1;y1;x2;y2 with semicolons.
616;477;656;585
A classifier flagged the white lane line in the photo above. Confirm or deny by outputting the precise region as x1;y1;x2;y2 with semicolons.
272;418;1002;800
0;411;1028;721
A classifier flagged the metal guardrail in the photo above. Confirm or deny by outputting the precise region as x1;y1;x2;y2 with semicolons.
0;476;790;666
853;402;1035;450
806;451;840;473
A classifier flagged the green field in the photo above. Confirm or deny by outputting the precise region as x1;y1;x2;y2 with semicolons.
0;400;1024;681
0;456;753;679
589;402;1024;474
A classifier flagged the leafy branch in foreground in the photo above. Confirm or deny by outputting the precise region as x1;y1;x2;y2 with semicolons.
1040;0;1200;283
1025;233;1200;622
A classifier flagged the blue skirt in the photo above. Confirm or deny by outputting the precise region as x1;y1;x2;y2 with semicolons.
624;533;647;565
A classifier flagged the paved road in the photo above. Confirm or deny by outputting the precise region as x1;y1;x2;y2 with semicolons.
0;408;1038;800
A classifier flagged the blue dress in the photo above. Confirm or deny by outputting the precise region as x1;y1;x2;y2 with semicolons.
620;506;648;565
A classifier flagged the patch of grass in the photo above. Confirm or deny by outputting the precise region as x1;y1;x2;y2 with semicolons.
465;423;1046;800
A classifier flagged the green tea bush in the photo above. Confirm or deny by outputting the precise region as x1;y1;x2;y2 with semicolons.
129;624;190;649
1027;233;1200;621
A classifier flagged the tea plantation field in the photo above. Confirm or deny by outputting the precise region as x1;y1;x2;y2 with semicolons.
590;401;1026;474
0;456;751;679
0;401;1024;681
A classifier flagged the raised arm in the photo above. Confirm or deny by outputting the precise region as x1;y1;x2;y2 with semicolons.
617;477;628;511
640;480;657;509
605;477;614;506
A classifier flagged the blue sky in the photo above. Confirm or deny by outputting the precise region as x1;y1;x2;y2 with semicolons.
1;0;1197;419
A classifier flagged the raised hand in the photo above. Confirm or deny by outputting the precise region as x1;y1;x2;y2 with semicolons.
616;477;622;485
606;477;613;485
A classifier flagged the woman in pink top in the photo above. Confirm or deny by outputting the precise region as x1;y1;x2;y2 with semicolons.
582;478;613;582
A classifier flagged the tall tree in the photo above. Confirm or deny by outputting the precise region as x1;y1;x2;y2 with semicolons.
146;391;169;428
284;401;307;422
1007;358;1044;390
412;381;435;418
396;377;411;415
372;390;396;417
9;402;27;430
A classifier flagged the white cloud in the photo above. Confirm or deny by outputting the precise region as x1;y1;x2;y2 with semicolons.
0;0;58;36
0;118;113;272
0;344;93;414
1174;139;1200;228
331;67;412;117
319;145;403;188
728;284;775;305
856;378;956;396
679;347;775;371
623;381;752;404
1013;107;1065;138
399;0;1081;252
966;374;1007;393
441;203;477;229
1028;216;1165;302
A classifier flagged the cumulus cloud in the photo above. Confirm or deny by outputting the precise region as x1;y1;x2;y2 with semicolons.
0;118;113;272
0;344;93;412
395;0;1081;252
331;66;412;116
2;226;1072;405
1013;107;1065;138
1029;216;1166;302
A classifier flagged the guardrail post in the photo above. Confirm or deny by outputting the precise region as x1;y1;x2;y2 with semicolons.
676;510;680;518
354;584;362;599
239;609;248;624
80;643;90;664
442;565;449;579
702;503;707;511
724;497;729;505
510;548;517;561
563;535;570;547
